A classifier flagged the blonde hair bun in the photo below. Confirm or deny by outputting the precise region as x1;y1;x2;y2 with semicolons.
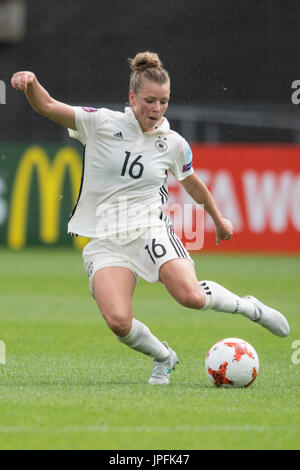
128;51;162;72
128;51;169;93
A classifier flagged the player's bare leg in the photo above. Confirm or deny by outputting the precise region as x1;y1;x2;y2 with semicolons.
92;267;174;377
93;267;178;384
159;259;289;337
159;258;206;309
93;267;136;337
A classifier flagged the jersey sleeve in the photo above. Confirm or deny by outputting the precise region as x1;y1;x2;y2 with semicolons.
169;138;194;181
68;106;105;144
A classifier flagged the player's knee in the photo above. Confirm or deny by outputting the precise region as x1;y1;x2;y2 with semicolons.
107;315;132;337
176;285;206;309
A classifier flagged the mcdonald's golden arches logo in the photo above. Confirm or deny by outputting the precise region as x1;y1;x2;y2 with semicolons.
8;145;88;249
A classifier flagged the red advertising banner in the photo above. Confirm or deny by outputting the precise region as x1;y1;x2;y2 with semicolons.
167;145;300;253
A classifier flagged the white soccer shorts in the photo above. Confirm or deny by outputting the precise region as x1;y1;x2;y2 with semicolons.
82;224;193;297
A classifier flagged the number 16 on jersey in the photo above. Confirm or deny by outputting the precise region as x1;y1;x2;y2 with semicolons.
121;151;144;179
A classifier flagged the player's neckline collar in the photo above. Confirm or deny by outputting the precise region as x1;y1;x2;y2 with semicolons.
124;107;169;134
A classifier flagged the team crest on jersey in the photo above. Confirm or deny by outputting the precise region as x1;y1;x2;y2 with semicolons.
155;137;168;153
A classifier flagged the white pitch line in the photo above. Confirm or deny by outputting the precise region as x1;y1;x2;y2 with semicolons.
0;424;297;434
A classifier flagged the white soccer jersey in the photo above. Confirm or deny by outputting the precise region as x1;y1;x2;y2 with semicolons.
68;106;194;239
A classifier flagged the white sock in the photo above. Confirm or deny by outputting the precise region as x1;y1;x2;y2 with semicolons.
115;318;170;361
200;280;259;320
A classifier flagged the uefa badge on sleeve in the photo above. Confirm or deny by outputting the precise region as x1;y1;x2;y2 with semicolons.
82;107;98;113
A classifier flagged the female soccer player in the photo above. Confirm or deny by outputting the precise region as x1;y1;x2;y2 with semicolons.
11;52;289;384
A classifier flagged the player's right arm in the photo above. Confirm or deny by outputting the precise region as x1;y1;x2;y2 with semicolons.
11;71;76;130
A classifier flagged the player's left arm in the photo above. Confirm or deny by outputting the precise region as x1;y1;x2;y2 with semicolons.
181;172;233;245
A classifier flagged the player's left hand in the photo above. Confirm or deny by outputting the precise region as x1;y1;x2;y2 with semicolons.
215;217;233;246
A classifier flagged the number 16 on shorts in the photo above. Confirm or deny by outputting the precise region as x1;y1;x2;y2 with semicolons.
145;238;167;264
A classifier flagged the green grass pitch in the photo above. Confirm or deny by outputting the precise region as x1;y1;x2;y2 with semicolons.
0;247;299;450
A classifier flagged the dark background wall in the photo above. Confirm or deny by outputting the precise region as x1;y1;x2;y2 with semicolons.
1;0;300;142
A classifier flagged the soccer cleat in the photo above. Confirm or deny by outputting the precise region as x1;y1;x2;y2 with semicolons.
148;341;179;384
243;295;290;337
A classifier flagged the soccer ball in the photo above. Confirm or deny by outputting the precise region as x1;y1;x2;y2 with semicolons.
205;338;259;388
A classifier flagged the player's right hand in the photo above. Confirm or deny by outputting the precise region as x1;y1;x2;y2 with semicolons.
11;71;36;91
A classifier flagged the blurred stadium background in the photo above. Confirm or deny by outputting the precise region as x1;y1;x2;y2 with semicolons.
1;0;300;252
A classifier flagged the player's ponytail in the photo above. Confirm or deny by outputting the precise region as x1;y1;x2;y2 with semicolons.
128;51;170;93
